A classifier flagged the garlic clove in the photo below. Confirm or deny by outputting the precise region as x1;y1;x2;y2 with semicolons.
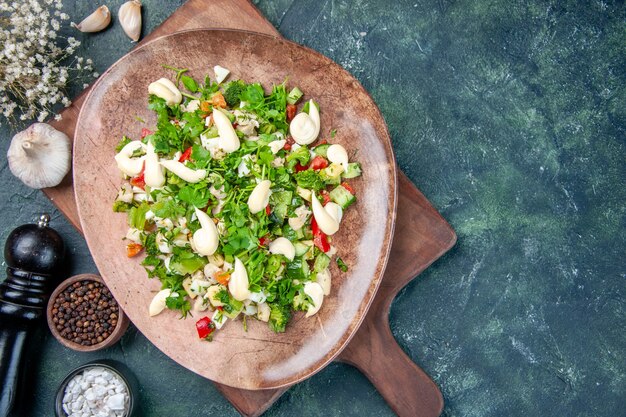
326;144;349;170
148;78;182;106
160;159;206;183
247;180;272;214
214;65;230;84
8;123;72;189
71;5;111;33
192;208;219;256
193;296;209;312
144;142;165;188
118;0;142;42
317;268;332;296
268;139;286;154
257;302;271;322
324;201;343;224
269;237;296;261
213;109;240;153
290;99;320;145
229;257;251;301
149;289;172;316
311;191;339;235
114;140;146;177
304;282;324;317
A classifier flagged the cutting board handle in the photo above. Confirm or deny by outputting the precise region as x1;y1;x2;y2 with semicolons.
339;315;444;417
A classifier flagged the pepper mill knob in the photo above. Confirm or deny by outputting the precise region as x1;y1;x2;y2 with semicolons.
4;213;65;276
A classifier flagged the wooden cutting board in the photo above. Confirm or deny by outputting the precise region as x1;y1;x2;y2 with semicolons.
43;0;456;416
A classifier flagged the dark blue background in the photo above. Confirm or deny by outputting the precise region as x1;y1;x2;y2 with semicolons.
1;1;624;415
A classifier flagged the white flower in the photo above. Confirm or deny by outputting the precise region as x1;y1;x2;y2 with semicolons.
0;0;96;127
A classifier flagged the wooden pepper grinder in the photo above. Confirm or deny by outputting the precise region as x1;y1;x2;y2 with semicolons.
0;214;65;417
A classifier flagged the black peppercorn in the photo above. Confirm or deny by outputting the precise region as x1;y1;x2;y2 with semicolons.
51;280;120;346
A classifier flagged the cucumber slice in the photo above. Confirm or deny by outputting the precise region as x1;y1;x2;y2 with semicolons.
313;144;330;157
343;162;362;179
294;241;311;257
287;87;303;104
329;185;356;209
319;163;343;185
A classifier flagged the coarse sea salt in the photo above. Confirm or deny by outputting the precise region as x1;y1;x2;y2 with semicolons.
62;367;129;417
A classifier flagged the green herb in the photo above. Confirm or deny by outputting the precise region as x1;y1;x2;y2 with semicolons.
115;136;132;152
181;75;198;92
268;303;291;332
285;145;310;168
166;292;191;318
162;64;189;85
336;257;348;272
128;202;150;230
295;170;325;190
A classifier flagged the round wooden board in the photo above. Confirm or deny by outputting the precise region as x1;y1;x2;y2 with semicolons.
73;29;397;390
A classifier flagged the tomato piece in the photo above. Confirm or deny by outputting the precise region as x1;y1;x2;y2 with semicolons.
311;217;330;253
195;316;216;339
317;139;328;145
294;162;308;172
211;92;227;108
341;182;355;194
309;156;329;170
130;162;146;190
141;128;153;139
213;271;231;286
284;136;295;151
320;190;331;206
126;243;143;258
179;147;193;162
129;173;145;189
259;235;269;247
286;104;297;121
265;205;271;216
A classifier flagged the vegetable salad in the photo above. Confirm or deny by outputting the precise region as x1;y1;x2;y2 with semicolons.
112;66;361;338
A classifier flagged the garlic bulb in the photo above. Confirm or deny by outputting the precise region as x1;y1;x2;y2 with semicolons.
290;99;320;145
118;0;142;42
8;123;71;189
148;78;182;106
229;257;251;301
247;180;272;214
71;5;111;33
304;282;324;317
